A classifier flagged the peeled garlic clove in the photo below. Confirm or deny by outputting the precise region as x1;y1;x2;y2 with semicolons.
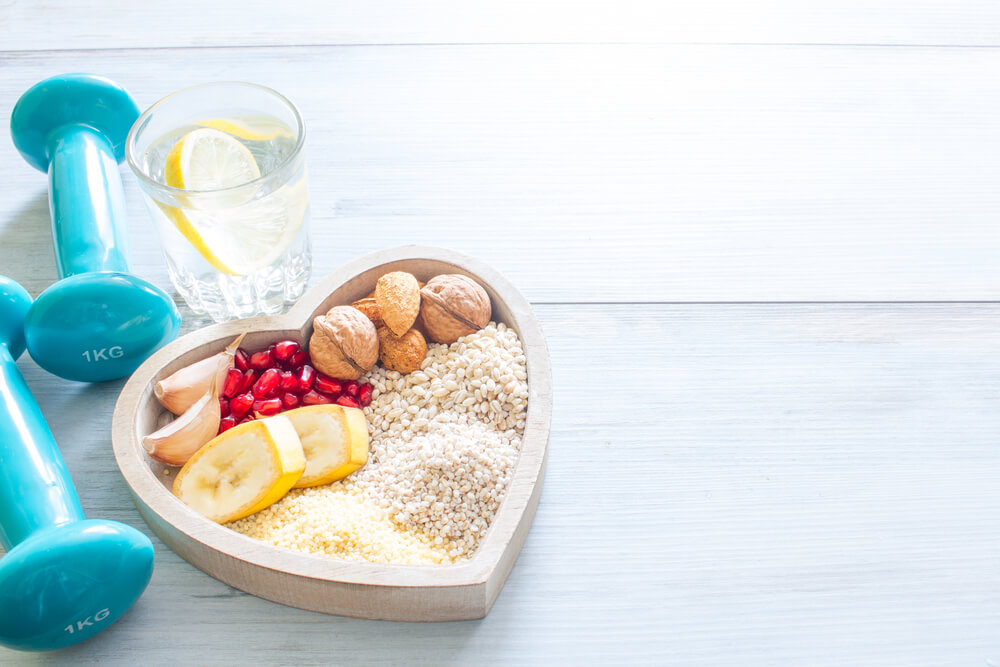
143;387;221;466
155;333;246;415
154;356;225;415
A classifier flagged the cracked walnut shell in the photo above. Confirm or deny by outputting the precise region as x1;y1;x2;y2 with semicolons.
419;274;492;344
377;326;427;374
351;297;385;328
375;271;421;336
309;306;379;380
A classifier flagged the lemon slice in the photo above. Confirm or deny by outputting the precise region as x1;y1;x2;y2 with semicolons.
165;127;260;191
161;127;306;275
173;416;305;524
198;117;294;142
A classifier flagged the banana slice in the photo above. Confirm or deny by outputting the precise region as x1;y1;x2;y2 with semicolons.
173;416;305;523
284;405;370;488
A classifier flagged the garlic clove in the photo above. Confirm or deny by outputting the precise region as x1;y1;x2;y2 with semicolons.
143;386;221;466
154;355;225;415
155;333;246;415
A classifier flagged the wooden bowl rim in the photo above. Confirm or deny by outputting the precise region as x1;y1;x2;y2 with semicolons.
112;245;552;592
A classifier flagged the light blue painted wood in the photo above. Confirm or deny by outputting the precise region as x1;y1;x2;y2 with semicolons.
3;44;1000;301
2;6;1000;663
2;304;999;665
1;0;999;50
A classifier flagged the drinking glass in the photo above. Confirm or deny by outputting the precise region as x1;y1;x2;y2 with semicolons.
126;82;310;322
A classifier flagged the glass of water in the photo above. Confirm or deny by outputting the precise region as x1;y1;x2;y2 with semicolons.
126;82;310;322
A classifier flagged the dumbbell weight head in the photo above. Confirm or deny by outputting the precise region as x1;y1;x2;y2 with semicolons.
9;73;139;173
24;272;182;383
0;520;155;652
0;275;30;360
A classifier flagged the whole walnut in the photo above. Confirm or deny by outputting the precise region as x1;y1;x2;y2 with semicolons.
377;327;427;374
419;274;491;344
309;306;378;380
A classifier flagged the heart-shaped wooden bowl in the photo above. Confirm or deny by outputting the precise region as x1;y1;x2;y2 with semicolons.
111;246;551;621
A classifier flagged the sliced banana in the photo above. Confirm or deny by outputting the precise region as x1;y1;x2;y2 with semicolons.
173;416;305;523
284;405;370;488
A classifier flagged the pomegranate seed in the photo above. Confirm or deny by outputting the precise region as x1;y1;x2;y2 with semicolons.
234;348;250;371
249;349;274;370
301;390;333;405
238;369;257;394
252;368;281;398
239;415;256;424
278;371;299;393
297;365;316;393
359;384;372;407
288;349;309;368
315;374;343;396
281;392;301;410
219;397;231;418
253;398;282;416
273;340;299;362
230;392;254;418
344;381;360;398
218;416;237;434
336;395;361;408
222;368;243;398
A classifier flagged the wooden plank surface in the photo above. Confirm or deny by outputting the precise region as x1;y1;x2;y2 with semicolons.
2;44;1000;302
2;303;999;664
3;4;1000;663
1;1;999;50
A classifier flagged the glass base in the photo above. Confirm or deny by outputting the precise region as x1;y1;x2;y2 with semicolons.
166;241;311;323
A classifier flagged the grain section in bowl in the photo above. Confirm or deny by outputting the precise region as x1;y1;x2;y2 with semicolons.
227;322;529;564
112;246;552;621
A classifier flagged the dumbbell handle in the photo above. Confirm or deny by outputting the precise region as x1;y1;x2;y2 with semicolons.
0;343;84;550
47;124;130;277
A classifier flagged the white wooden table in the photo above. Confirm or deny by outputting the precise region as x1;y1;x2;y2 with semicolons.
2;3;999;664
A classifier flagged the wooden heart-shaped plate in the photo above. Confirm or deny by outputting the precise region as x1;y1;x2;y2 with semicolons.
111;246;551;621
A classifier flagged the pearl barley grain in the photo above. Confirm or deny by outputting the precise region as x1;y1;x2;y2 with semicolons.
227;322;529;564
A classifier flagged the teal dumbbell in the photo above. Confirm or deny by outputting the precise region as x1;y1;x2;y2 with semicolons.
0;276;154;652
10;73;180;382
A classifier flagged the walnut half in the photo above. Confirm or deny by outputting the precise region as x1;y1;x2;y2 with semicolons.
377;327;427;374
375;271;421;336
351;297;385;329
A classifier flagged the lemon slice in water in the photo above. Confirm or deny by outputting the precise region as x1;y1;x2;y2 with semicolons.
198;118;294;142
162;127;304;275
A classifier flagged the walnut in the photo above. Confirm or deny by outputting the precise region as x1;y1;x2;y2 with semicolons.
419;274;492;344
351;297;384;328
308;306;378;380
377;327;427;374
375;271;421;337
363;280;423;301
